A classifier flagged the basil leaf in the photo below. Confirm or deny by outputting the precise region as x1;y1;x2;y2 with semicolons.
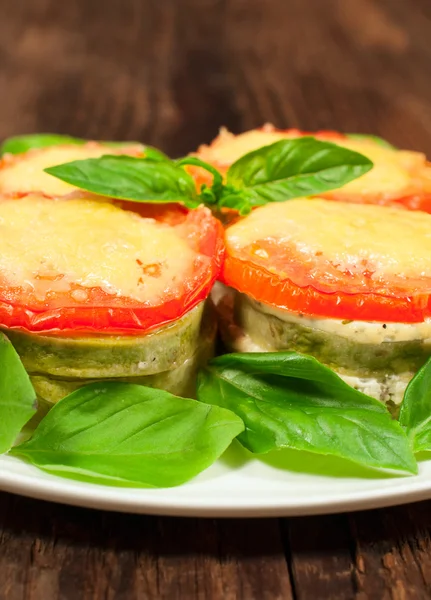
176;156;225;206
347;133;396;149
176;157;224;190
0;134;146;156
217;188;259;216
10;382;244;487
399;359;431;453
1;133;86;155
45;155;200;206
0;334;37;453
197;352;417;474
224;137;373;212
143;146;170;162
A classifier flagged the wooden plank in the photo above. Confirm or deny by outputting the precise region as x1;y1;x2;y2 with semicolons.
285;503;431;600
222;0;431;153
284;515;356;600
0;0;239;157
1;0;431;155
350;504;431;600
134;517;293;600
0;493;293;599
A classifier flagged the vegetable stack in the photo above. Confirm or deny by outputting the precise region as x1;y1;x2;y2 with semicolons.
1;130;431;488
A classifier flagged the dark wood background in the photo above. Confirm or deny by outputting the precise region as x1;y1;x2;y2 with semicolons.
1;0;431;598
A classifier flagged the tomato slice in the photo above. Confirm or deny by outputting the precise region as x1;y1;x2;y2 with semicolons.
0;198;224;335
221;199;431;323
222;253;431;323
392;192;431;213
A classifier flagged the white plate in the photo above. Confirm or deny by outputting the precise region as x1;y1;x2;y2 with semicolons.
1;443;431;516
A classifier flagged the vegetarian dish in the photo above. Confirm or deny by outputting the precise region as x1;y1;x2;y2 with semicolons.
193;125;431;212
1;130;431;489
0;193;223;404
218;198;431;410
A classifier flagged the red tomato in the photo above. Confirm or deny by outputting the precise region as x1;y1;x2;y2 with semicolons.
0;201;224;335
321;191;431;214
222;252;431;323
221;200;431;324
393;193;431;213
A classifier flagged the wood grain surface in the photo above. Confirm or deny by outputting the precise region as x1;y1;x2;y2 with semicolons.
1;0;431;598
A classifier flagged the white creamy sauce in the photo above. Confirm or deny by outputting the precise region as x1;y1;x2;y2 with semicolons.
339;373;408;406
251;298;431;345
213;286;419;406
225;321;408;406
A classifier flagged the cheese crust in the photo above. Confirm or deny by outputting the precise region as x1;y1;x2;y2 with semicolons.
0;143;141;196
0;195;200;305
225;197;431;295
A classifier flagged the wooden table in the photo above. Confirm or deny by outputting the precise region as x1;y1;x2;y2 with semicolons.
1;1;431;598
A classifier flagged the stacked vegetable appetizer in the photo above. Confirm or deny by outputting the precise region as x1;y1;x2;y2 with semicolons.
219;199;431;409
2;129;431;488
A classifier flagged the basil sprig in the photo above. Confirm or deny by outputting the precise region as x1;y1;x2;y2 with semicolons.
44;138;373;213
0;335;37;453
197;352;417;474
10;382;243;487
221;137;373;211
176;156;225;206
0;133;144;156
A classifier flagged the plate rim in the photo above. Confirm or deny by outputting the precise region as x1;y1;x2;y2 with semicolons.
1;457;431;517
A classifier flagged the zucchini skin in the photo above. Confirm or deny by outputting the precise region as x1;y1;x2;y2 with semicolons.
236;295;431;377
216;289;431;408
30;336;214;404
2;301;215;404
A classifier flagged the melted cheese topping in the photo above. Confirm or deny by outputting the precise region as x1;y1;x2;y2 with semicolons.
197;128;299;165
333;139;417;195
0;195;196;303
197;127;431;197
0;144;131;196
226;198;431;290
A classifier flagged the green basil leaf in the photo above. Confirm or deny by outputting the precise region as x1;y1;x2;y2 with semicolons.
1;133;86;155
216;188;257;215
176;156;225;206
10;382;244;487
0;133;145;156
44;155;200;206
399;358;431;453
176;157;224;190
224;137;374;211
0;334;37;453
197;352;417;474
142;146;170;162
346;133;396;149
